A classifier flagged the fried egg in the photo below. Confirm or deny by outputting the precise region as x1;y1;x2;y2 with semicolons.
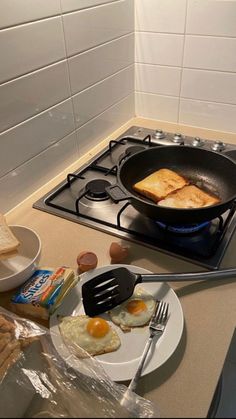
109;286;156;331
58;315;121;357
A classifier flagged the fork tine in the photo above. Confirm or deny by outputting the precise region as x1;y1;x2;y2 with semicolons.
163;302;169;321
157;301;166;322
152;300;164;323
154;301;169;324
161;303;169;323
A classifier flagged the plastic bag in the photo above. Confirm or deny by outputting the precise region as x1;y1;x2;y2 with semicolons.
0;307;160;418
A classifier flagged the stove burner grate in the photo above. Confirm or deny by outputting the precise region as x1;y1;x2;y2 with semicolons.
85;179;111;201
125;145;146;156
119;145;147;164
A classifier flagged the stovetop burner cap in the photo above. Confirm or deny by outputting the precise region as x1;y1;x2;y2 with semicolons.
85;179;111;201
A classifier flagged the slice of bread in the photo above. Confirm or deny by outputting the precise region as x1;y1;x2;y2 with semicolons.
133;168;189;202
0;214;20;256
158;185;220;208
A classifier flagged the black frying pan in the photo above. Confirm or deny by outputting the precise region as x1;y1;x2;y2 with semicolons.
106;146;236;225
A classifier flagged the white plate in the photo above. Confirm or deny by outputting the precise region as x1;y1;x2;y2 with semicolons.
50;264;184;382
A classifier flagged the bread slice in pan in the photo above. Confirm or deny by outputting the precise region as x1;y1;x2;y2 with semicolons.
0;214;20;256
158;185;220;208
133;168;189;202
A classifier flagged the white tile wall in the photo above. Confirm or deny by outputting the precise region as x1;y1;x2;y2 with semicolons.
135;0;236;133
0;18;66;84
135;33;184;67
186;0;236;37
62;0;134;56
181;69;236;105
136;92;179;123
0;0;61;29
183;36;236;72
73;66;134;128
0;132;78;214
136;0;187;33
0;99;75;178
0;0;135;213
68;34;134;95
0;61;71;133
136;63;181;97
179;99;236;133
76;93;135;155
61;0;117;13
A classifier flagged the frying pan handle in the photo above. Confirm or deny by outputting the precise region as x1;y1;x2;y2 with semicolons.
140;268;236;282
106;185;132;203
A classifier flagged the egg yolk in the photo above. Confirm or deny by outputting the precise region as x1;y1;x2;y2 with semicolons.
86;317;110;338
126;299;147;315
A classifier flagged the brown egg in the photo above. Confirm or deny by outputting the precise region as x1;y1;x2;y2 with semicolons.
109;242;129;263
77;251;98;273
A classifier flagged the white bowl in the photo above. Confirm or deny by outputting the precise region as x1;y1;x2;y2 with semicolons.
0;225;41;292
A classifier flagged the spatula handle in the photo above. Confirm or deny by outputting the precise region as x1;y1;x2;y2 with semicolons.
140;267;236;282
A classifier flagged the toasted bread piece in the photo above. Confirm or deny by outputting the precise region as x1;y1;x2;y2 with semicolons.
158;185;220;208
133;168;189;202
0;214;20;255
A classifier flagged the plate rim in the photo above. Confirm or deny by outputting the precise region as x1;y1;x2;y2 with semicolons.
50;264;184;382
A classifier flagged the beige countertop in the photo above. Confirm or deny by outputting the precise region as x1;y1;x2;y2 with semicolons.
2;117;236;418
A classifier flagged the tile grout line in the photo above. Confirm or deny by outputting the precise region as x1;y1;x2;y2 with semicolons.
59;0;85;158
178;0;189;124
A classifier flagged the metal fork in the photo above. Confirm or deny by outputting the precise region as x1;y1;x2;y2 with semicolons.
128;300;169;393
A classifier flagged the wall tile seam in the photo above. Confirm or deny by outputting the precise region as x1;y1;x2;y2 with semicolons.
0;32;135;87
61;0;121;16
72;63;134;97
66;30;135;59
135;62;236;75
0;56;66;87
0;0;121;31
0;127;78;181
0;64;134;137
0;58;68;88
75;90;135;131
181;66;236;75
177;0;188;123
67;32;135;61
0;13;62;31
0;92;134;182
75;92;134;133
135;30;184;36
184;33;236;40
135;30;236;40
59;0;80;157
135;90;180;99
135;62;182;69
75;91;135;134
135;60;183;68
135;90;236;107
0;97;74;137
180;96;236;108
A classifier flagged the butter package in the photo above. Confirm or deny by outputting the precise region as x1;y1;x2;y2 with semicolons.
10;267;78;320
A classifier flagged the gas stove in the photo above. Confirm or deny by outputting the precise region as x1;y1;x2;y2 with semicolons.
33;126;236;270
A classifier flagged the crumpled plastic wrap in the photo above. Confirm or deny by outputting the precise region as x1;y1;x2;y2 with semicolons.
0;307;160;418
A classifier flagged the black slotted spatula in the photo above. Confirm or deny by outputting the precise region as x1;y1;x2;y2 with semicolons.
81;266;236;316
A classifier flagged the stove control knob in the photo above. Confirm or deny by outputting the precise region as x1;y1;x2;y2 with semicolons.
211;140;226;152
154;129;166;140
192;137;204;147
172;133;184;145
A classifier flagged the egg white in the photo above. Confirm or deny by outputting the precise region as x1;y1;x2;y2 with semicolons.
109;286;156;329
59;315;121;357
